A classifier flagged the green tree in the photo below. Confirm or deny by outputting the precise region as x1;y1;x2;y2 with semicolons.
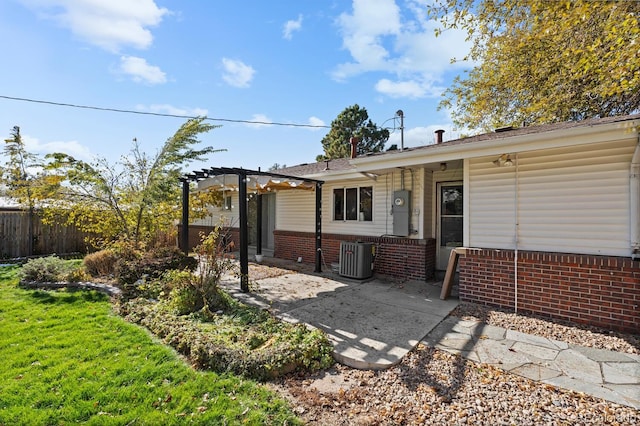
268;163;286;171
316;104;390;161
0;126;57;255
428;0;640;132
44;118;223;247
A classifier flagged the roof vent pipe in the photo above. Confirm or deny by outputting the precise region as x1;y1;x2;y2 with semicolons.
350;136;359;159
630;135;640;259
435;129;445;144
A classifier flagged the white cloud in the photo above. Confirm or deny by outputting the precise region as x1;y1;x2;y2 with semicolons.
19;0;169;53
375;78;444;99
307;116;326;130
387;124;463;149
283;14;303;40
246;114;273;128
334;0;401;79
22;134;94;161
333;0;473;100
118;56;166;84
221;58;255;88
136;104;208;117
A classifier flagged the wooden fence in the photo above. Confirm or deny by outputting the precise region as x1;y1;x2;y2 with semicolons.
0;208;93;259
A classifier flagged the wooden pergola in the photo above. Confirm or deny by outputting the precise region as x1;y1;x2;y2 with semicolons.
180;167;324;292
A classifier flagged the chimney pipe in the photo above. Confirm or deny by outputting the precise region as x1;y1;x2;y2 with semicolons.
350;136;359;159
435;129;445;144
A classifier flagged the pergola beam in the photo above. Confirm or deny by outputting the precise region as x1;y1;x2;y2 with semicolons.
180;166;324;292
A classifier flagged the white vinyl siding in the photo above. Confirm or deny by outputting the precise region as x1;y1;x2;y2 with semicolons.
468;138;636;256
192;191;238;227
423;169;434;238
325;177;385;235
275;190;315;232
276;171;424;237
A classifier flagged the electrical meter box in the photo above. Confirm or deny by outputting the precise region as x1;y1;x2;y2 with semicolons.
392;190;411;236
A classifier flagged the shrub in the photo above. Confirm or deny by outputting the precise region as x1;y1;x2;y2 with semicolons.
19;256;74;283
63;266;91;283
83;249;118;277
115;246;197;286
188;226;237;309
112;245;198;301
118;298;334;381
161;270;204;315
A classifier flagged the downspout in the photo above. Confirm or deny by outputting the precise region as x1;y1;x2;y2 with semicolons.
631;135;640;260
514;153;519;314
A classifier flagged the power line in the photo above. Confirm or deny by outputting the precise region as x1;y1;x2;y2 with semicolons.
0;95;331;129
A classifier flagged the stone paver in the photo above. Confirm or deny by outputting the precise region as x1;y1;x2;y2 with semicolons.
602;362;640;384
554;349;603;384
423;317;640;409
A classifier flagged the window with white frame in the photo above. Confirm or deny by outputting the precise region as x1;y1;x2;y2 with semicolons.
333;186;372;221
223;195;232;210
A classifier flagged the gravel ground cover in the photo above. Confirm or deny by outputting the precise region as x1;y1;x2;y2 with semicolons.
245;260;640;424
269;303;639;425
271;345;638;425
450;303;640;355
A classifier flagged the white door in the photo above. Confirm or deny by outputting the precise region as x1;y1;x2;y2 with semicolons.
436;182;463;270
261;193;276;250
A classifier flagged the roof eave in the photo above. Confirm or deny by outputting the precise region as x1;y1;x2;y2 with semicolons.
348;118;640;170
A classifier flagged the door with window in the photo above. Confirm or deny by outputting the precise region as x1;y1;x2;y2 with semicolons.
437;182;463;270
248;193;276;250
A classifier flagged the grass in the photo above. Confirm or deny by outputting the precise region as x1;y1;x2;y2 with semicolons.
0;266;300;425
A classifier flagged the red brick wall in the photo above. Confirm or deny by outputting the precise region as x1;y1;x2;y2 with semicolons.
273;230;436;280
458;249;640;333
177;225;239;252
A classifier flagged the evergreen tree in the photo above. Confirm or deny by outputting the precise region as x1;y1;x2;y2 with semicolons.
317;104;389;161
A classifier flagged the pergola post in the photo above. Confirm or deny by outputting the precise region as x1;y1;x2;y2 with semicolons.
256;193;263;256
181;179;189;254
181;167;323;292
315;182;322;273
238;173;249;292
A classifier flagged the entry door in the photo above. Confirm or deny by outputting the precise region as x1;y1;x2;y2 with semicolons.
261;193;276;250
248;193;276;250
437;182;463;270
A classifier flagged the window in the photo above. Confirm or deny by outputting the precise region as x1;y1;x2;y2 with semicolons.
223;195;232;210
333;186;373;221
440;185;463;247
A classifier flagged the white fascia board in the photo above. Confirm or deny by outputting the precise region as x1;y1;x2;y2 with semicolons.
300;170;367;181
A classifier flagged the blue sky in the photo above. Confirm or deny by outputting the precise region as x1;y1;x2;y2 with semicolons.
0;0;471;172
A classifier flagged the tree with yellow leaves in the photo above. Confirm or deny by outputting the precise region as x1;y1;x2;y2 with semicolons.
428;0;640;132
43;118;223;248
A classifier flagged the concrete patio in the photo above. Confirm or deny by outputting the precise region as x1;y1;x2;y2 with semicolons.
220;258;640;409
220;265;459;370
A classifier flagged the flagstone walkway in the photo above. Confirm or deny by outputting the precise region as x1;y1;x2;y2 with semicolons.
423;316;640;409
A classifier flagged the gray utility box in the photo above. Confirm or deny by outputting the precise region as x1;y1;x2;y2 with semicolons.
339;241;374;279
392;190;411;236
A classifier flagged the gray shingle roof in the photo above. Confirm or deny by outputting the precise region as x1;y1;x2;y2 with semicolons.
278;113;640;174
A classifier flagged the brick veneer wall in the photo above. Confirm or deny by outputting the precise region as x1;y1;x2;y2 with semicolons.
273;230;436;281
458;248;640;333
177;225;213;251
177;225;239;252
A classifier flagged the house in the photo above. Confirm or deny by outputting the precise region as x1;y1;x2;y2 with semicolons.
190;114;640;333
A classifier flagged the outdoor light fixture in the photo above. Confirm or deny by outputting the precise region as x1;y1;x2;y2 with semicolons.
504;155;513;167
493;154;515;167
440;162;447;171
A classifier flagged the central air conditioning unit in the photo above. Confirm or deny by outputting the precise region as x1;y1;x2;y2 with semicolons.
339;241;374;279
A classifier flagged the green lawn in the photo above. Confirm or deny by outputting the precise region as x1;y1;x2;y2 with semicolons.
0;265;299;425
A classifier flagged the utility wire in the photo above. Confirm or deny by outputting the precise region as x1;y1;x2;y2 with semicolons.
0;95;332;129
